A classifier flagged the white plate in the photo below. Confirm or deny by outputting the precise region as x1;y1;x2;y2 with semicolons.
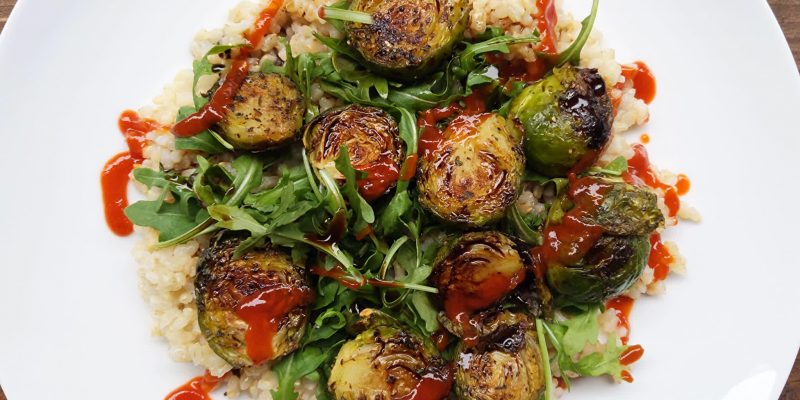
0;0;798;399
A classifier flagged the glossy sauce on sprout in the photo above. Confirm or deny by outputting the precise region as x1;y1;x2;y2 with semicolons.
417;88;489;160
101;111;161;236
432;329;452;352
605;295;635;344
171;0;284;138
357;156;401;201
396;368;454;400
444;268;526;346
235;284;313;365
164;371;222;400
623;144;691;218
530;176;611;279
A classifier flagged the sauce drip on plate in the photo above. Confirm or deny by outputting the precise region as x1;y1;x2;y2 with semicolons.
623;144;691;218
165;371;222;400
101;111;160;236
620;61;657;104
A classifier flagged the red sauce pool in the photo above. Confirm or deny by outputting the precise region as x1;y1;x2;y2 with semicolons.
171;0;284;138
619;344;644;366
621;370;634;383
620;61;657;104
396;368;454;400
605;295;635;345
101;111;161;236
623;144;691;218
648;233;674;282
165;371;222;400
235;284;313;365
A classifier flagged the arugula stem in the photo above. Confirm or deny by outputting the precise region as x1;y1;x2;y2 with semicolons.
396;282;438;293
536;318;555;400
508;206;544;246
321;7;374;24
556;0;599;66
302;150;324;203
379;236;409;279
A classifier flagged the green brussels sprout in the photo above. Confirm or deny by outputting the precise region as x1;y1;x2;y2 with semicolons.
303;104;404;201
328;309;453;400
430;232;527;340
509;66;613;177
417;114;525;227
195;235;313;368
346;0;470;80
546;235;650;304
455;311;545;400
593;180;665;235
218;72;304;150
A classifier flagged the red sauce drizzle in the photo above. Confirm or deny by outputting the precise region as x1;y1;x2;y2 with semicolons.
619;344;644;366
396;368;454;400
605;295;634;344
235;285;313;365
432;329;452;352
639;133;650;144
488;0;558;84
675;174;691;196
165;371;222;400
535;0;558;55
621;370;634;383
399;153;419;181
623;144;691;218
417;88;489;160
444;267;526;346
530;176;611;280
310;265;405;291
171;0;284;138
101;111;161;236
620;61;657;104
357;156;401;201
354;224;373;241
648;233;674;282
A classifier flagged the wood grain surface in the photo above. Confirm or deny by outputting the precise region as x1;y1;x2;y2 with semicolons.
0;0;797;399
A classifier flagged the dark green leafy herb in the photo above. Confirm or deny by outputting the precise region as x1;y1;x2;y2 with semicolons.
556;0;600;66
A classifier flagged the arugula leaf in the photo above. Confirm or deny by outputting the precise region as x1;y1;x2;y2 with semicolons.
271;345;336;400
589;156;628;176
410;291;440;334
556;0;600;66
208;204;268;236
334;146;376;231
124;192;209;241
507;206;544;246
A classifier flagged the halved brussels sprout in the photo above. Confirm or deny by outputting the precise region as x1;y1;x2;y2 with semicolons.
546;234;650;304
303;105;403;201
346;0;470;80
430;232;527;340
328;309;453;400
509;66;613;177
455;311;545;400
195;235;313;368
417;113;525;227
218;72;304;150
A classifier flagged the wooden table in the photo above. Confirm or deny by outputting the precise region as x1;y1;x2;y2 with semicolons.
0;0;798;399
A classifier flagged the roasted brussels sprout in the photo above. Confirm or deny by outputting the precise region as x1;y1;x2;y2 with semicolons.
417;114;525;227
303;105;403;201
593;179;665;235
546;235;649;304
346;0;470;80
195;235;313;368
509;66;613;177
431;232;527;341
218;72;304;150
328;309;453;400
455;311;545;400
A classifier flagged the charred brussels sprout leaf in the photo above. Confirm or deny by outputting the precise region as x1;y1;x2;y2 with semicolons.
328;309;452;400
455;311;545;400
546;235;649;304
303;105;404;202
510;66;613;177
417;113;525;227
195;235;313;368
594;182;664;235
218;72;304;150
345;0;470;80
